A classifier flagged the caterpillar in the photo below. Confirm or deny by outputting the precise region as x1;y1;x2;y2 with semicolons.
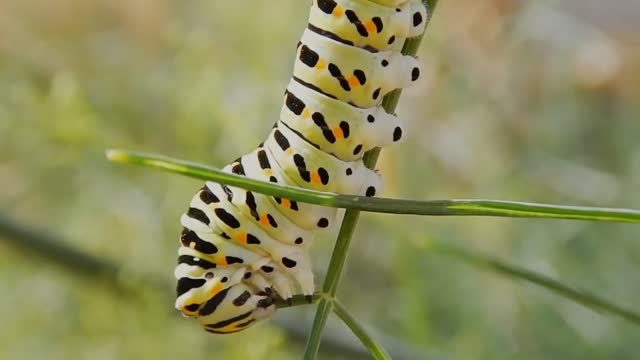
175;0;427;334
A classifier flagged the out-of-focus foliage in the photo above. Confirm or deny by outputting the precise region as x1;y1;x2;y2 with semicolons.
0;0;639;359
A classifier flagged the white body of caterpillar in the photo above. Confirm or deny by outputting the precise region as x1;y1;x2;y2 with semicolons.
175;0;426;334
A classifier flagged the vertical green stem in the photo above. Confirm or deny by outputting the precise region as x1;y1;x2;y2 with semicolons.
303;1;440;358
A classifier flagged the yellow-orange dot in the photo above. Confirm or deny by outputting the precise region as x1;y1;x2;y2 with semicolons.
310;172;322;185
301;108;311;119
285;148;294;156
333;5;344;17
209;283;223;296
216;257;228;266
347;75;360;88
332;127;344;140
364;19;376;33
235;232;248;244
259;213;270;226
281;198;291;209
189;242;196;249
263;168;272;176
315;59;326;70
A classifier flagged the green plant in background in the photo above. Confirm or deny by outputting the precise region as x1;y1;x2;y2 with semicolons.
102;1;640;358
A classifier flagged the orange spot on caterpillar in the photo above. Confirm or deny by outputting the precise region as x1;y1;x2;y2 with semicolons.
216;256;228;266
281;198;291;209
364;19;376;33
259;213;270;226
332;127;344;139
235;232;248;244
208;282;223;296
285;148;294;156
333;5;344;17
347;75;360;88
315;59;326;70
301;108;311;119
263;169;272;176
310;172;322;184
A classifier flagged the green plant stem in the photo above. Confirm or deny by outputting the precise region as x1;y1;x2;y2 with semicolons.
304;0;439;358
425;239;640;325
333;300;392;360
106;150;640;224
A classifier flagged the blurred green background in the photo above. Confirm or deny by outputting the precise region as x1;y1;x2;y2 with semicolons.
1;0;639;359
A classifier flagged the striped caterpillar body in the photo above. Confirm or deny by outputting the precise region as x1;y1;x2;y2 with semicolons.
175;0;427;334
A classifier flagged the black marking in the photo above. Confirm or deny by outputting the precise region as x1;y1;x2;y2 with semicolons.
245;191;260;221
233;291;252;306
317;0;337;14
247;234;261;245
345;9;368;37
318;167;330;185
206;310;254;329
293;154;311;182
199;288;231;316
257;297;274;309
220;232;231;240
187;207;210;226
294;77;338;100
353;144;363;155
388;35;396;45
353;69;366;85
199;187;219;204
214;208;241;229
346;168;353;176
393;126;403;142
412;67;420;81
269;176;278;183
372;17;383;32
231;162;246;175
235;319;256;329
284;91;305;116
366;186;376;197
176;277;206;297
221;277;228;283
339;121;350;138
290;201;299;211
225;256;244;264
282;257;297;268
308;24;354;47
381;59;389;67
184;304;199;312
267;214;278;228
180;228;219;254
372;88;381;100
312;112;336;143
317;218;329;228
243;272;252;280
295;237;304;245
328;63;351;91
299;45;320;67
257;149;271;169
367;114;375;123
221;185;233;201
273;129;291;150
413;12;424;27
261;265;274;273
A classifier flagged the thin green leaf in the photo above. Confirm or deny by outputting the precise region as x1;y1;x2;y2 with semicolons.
424;239;640;326
106;150;640;224
333;300;392;360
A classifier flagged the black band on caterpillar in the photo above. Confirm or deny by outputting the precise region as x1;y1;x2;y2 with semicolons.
175;0;426;333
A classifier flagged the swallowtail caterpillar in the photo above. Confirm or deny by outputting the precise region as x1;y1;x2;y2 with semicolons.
176;0;427;334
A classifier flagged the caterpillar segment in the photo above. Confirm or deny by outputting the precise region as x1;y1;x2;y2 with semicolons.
294;28;421;108
309;0;427;51
281;78;405;162
225;147;339;231
176;0;426;333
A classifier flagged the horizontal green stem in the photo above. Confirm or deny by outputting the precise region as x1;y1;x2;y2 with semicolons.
333;300;392;360
107;149;640;224
426;240;640;326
